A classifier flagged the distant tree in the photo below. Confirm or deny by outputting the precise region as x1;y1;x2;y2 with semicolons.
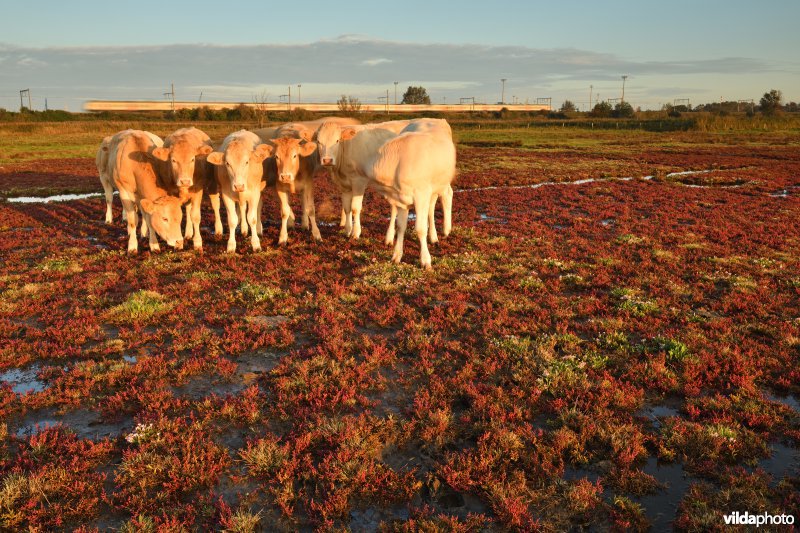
560;100;576;113
337;95;362;115
251;91;270;127
590;101;612;118
786;101;799;113
401;86;431;105
760;89;782;116
612;101;635;118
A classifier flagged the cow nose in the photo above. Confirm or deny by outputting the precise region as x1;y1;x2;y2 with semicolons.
179;178;192;187
279;173;293;182
175;239;184;250
233;184;245;192
322;157;333;166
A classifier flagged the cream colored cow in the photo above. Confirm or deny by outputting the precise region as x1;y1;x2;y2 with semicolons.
370;131;457;269
314;118;453;244
207;130;272;253
107;130;185;253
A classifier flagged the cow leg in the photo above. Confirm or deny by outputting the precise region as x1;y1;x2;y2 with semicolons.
391;206;408;264
139;206;149;238
184;203;194;240
239;199;248;237
191;191;203;250
221;195;239;253
122;197;139;254
277;189;292;246
341;191;353;235
350;183;366;240
256;194;264;236
101;177;114;224
413;192;432;269
428;194;439;244
144;212;160;253
210;193;223;236
442;184;453;237
339;207;347;228
385;204;397;246
247;193;261;252
303;181;322;241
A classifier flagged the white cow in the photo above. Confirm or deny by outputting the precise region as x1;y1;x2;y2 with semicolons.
314;118;454;245
370;131;457;269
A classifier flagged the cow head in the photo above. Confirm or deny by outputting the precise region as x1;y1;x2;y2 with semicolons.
207;140;272;193
270;137;317;193
314;122;357;167
140;196;185;249
151;141;213;188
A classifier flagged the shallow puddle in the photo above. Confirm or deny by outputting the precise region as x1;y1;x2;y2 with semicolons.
7;192;105;203
637;457;692;531
0;365;47;394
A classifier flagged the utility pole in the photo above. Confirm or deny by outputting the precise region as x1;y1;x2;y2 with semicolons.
394;81;398;106
163;84;175;112
589;85;593;111
19;89;31;111
288;85;291;109
297;84;301;105
621;75;628;104
500;78;507;105
386;89;389;114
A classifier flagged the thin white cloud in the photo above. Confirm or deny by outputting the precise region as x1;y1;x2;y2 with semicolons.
361;58;392;67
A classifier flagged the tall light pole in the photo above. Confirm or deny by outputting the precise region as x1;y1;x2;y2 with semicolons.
394;81;398;106
589;85;593;111
500;78;507;104
621;75;628;104
297;84;301;105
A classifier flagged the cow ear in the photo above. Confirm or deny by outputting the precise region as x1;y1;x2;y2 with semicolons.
206;152;224;165
254;144;273;161
197;145;213;156
299;141;317;157
140;198;155;214
150;147;170;161
340;128;357;140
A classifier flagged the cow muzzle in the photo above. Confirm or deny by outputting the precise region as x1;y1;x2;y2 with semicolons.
232;183;246;193
172;239;184;250
179;178;193;187
321;157;333;166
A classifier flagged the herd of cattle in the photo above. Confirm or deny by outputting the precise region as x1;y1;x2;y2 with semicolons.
96;117;456;269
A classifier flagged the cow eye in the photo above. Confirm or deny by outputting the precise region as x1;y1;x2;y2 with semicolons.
163;217;168;222
293;154;297;159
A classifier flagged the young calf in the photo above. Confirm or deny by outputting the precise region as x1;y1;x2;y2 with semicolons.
266;136;320;245
206;130;272;253
152;127;217;250
107;130;185;253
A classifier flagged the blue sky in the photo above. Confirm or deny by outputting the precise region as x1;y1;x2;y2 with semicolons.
1;0;798;110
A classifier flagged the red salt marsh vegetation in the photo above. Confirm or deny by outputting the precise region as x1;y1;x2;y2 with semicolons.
0;121;798;531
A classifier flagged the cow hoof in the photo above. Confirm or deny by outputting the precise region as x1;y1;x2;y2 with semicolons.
127;248;138;255
422;263;433;271
253;246;262;253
